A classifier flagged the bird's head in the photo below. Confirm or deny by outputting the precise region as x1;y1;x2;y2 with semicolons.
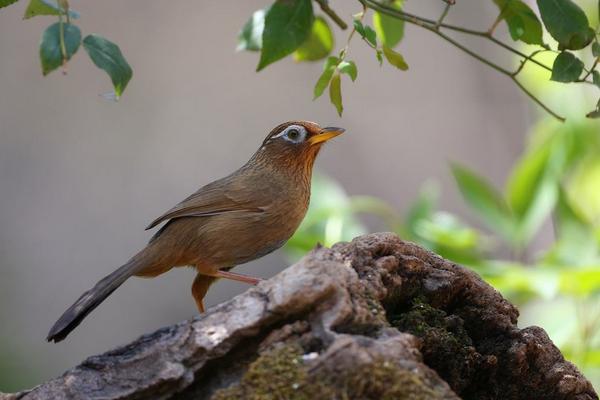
252;121;344;175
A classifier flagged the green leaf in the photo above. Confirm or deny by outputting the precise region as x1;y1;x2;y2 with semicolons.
543;189;598;265
372;1;404;48
353;19;366;36
338;60;357;81
537;0;595;50
237;8;266;51
405;183;438;236
293;16;333;62
593;71;600;89
451;163;515;240
285;174;369;261
329;72;342;116
257;0;314;71
593;42;600;57
559;268;600;297
39;22;81;75
23;0;79;19
551;51;584;82
364;26;377;47
382;44;408;70
313;56;339;99
373;12;404;47
506;133;566;244
376;49;383;65
83;34;132;98
514;165;558;243
353;19;377;47
0;0;19;9
493;0;543;45
506;138;553;216
413;211;484;265
566;154;600;223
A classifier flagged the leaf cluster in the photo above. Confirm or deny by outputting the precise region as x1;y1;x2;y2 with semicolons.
236;0;600;119
3;0;599;116
238;0;408;116
2;0;132;99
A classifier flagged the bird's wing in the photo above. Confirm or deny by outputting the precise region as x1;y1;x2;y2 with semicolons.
145;177;267;230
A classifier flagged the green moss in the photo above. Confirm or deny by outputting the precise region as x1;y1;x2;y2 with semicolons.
340;361;443;400
212;342;447;400
212;343;332;400
390;298;472;346
388;298;477;392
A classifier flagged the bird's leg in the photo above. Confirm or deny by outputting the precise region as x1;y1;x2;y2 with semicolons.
191;273;217;313
211;269;263;285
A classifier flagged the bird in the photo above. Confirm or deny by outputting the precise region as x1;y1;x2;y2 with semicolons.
46;121;344;343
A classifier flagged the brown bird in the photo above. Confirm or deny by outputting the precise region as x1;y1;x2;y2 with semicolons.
46;121;344;342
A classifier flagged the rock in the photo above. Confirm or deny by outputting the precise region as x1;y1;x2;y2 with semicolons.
2;233;597;400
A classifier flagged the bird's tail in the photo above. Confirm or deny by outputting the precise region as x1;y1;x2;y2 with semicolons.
46;258;144;343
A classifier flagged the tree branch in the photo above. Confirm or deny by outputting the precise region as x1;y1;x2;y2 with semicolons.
582;57;599;81
435;3;451;30
316;0;348;30
360;0;566;122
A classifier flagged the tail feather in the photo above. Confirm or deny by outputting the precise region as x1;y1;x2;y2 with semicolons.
46;259;142;343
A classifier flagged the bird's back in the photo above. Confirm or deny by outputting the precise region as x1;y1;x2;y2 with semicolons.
145;164;311;269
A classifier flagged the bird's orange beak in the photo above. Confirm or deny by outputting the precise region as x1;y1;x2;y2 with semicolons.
309;127;345;145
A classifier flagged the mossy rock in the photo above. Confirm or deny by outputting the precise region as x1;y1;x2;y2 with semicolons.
389;298;481;393
212;343;445;400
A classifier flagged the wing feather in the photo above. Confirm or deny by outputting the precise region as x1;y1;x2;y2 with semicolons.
145;177;268;230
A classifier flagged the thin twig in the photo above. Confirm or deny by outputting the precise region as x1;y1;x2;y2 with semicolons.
487;11;504;36
58;15;67;60
339;4;365;60
360;0;566;122
512;50;544;77
511;77;565;121
435;3;451;30
435;28;513;76
57;0;70;24
582;57;599;81
316;0;348;30
361;1;556;74
57;14;68;75
487;36;552;73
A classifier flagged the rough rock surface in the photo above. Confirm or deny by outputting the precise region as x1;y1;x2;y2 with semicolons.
1;233;597;400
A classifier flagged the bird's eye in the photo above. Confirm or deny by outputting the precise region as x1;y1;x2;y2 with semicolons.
281;125;306;143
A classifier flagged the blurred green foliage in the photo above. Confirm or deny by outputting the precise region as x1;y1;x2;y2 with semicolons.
285;175;396;260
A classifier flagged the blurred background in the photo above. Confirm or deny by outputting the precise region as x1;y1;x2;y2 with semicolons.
1;0;599;393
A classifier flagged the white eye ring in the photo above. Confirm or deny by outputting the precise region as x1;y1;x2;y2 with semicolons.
274;125;307;144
